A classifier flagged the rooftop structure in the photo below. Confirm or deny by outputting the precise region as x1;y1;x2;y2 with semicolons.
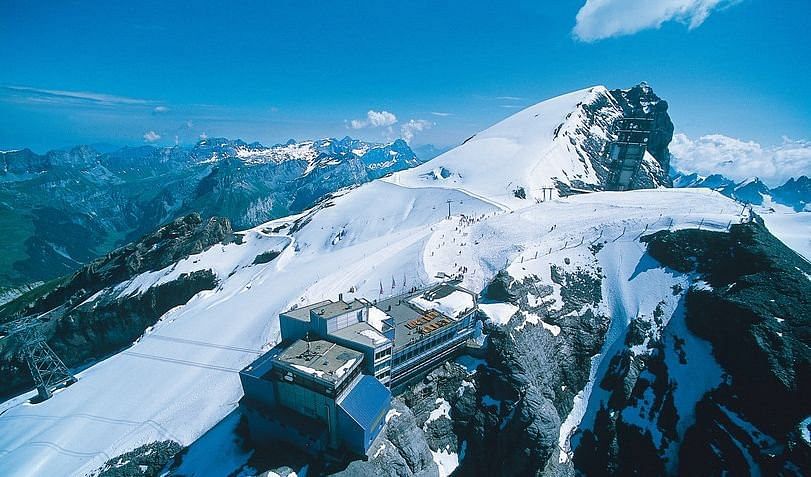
273;338;363;391
240;337;389;458
375;284;478;386
377;284;476;351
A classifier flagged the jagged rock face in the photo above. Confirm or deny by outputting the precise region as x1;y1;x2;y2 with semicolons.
0;137;421;290
554;83;674;193
437;219;809;476
17;213;232;317
90;440;181;477
643;221;810;475
569;221;811;476
443;258;610;477
0;213;231;398
609;82;674;181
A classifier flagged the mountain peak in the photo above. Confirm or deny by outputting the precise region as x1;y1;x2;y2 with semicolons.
393;84;673;205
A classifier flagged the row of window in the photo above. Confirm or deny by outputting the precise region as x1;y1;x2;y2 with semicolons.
374;347;392;361
325;310;363;333
391;325;469;367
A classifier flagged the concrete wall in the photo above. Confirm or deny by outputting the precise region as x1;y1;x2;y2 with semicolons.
239;372;277;409
244;406;328;455
275;379;340;448
279;314;311;342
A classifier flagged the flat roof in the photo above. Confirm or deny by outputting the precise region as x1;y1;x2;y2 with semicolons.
282;300;331;323
376;283;476;350
281;298;368;323
311;299;367;320
273;338;363;385
240;342;287;378
329;321;390;349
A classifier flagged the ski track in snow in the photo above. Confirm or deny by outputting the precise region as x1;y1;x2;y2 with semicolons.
0;86;756;477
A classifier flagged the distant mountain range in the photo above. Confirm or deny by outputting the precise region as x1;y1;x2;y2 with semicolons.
672;172;810;211
0;137;422;293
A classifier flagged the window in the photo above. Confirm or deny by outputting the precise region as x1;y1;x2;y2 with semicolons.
374;347;392;361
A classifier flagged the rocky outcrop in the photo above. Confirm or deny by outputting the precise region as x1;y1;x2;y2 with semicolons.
89;440;181;477
8;213;231;318
570;220;810;475
643;220;810;475
443;255;610;476
0;268;218;399
609;82;674;183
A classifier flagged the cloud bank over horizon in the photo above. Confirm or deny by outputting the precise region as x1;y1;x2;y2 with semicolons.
670;132;811;187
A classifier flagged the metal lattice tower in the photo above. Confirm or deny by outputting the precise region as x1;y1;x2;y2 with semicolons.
2;314;76;401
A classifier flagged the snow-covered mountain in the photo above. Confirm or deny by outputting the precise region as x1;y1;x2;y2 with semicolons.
394;83;673;207
771;176;811;211
673;171;811;212
0;137;420;297
0;84;807;477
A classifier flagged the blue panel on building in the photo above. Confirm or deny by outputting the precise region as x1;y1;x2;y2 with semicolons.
337;375;391;453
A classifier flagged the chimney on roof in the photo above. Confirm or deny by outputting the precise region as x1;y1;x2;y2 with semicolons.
338;293;343;302
386;305;391;312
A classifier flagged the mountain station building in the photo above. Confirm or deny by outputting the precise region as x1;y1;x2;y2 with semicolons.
239;282;479;458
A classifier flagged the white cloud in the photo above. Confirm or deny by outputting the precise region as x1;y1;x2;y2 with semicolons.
3;85;153;106
349;110;398;129
495;96;524;101
573;0;736;42
431;111;452;117
143;130;161;142
670;133;811;186
400;119;433;144
153;105;169;113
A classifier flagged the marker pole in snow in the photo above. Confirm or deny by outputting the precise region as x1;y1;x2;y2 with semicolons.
446;199;453;219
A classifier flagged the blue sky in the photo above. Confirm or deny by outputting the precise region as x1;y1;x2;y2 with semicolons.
1;0;810;183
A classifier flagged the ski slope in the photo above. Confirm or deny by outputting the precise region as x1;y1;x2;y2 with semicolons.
0;86;746;476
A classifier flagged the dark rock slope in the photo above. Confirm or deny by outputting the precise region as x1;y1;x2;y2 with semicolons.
571;220;810;475
643;219;810;475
